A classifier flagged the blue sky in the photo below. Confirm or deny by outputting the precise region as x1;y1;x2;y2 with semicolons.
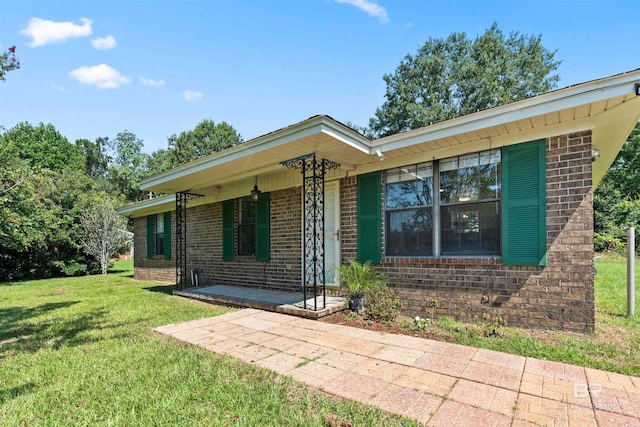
1;0;638;153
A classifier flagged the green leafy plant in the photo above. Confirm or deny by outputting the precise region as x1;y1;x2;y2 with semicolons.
337;260;386;298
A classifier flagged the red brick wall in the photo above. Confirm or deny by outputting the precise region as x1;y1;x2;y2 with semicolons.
134;131;595;331
340;132;595;331
133;212;175;282
133;187;303;290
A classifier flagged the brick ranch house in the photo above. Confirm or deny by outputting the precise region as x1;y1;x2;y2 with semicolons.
119;70;640;332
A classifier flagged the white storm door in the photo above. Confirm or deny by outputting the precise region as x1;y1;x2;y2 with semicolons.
324;181;341;288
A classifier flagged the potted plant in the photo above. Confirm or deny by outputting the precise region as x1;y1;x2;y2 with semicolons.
337;260;386;313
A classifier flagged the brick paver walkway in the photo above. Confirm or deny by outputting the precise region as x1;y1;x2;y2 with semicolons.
155;309;640;426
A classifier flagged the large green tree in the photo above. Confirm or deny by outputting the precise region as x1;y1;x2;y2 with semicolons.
1;122;83;171
167;119;243;167
0;139;100;280
369;23;560;137
107;131;150;202
145;148;172;177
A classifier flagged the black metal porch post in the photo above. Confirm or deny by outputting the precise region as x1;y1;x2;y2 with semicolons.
281;153;340;310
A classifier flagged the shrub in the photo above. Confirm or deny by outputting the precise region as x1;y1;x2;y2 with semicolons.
364;286;401;324
594;232;623;252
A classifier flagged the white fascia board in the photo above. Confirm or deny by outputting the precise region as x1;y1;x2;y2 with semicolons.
117;194;175;216
319;123;371;154
141;116;370;191
371;70;640;154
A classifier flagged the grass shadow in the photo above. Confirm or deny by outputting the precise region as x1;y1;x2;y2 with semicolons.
143;284;177;295
0;302;114;357
0;382;36;405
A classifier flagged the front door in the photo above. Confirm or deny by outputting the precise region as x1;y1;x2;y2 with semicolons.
324;181;341;288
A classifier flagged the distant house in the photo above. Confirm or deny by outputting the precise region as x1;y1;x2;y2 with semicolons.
119;69;640;331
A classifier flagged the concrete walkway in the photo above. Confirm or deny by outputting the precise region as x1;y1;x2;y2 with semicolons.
155;309;640;426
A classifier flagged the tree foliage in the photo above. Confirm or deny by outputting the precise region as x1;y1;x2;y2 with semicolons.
1;122;83;171
107;131;150;202
76;131;150;202
145;148;172;177
167;119;243;167
0;143;100;280
594;122;640;250
0;124;103;280
369;23;560;137
1;117;246;280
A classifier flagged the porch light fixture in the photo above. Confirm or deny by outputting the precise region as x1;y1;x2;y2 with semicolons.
635;82;640;96
250;176;261;202
591;148;600;162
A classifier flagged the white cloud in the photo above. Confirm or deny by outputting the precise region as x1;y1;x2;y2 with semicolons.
334;0;389;23
183;90;203;102
139;76;166;87
20;17;93;47
50;83;70;93
91;35;116;50
69;64;131;89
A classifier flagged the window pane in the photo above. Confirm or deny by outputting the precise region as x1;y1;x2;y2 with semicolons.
238;224;255;256
386;208;433;256
440;202;500;255
155;234;164;256
238;197;256;256
385;162;433;209
239;199;255;225
155;213;164;233
439;150;501;204
386;179;433;208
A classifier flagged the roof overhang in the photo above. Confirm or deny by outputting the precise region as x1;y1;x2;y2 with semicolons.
368;69;640;184
126;69;640;217
140;115;373;195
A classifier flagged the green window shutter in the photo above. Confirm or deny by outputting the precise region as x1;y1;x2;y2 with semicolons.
357;171;382;263
146;215;154;259
255;192;270;262
222;200;235;261
502;139;547;266
163;211;171;260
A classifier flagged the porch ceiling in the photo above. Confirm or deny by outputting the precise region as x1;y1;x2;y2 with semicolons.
140;69;640;197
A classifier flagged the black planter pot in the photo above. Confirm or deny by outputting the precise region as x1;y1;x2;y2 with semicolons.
348;295;364;312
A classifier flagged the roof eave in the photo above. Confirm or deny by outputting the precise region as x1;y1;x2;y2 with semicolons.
140;115;370;192
370;69;640;155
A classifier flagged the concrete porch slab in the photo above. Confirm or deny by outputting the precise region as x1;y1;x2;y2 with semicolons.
174;285;345;319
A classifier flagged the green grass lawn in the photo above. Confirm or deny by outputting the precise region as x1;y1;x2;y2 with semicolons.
1;256;638;425
0;260;420;426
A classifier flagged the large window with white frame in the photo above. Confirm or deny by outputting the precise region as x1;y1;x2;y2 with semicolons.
385;162;434;256
384;149;501;257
